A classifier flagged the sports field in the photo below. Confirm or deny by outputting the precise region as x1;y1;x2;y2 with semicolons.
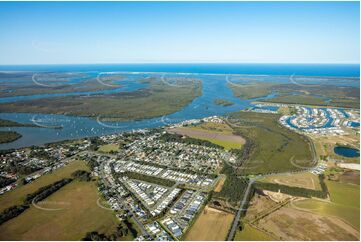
0;181;120;240
0;159;88;212
184;206;234;241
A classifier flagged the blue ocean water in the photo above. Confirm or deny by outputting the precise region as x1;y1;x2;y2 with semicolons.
0;63;359;76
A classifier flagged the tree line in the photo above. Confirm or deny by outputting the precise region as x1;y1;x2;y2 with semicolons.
0;178;72;225
253;180;328;199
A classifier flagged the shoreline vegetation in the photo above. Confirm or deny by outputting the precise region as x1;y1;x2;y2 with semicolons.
214;99;235;107
0;131;22;144
0;77;202;121
228;82;359;109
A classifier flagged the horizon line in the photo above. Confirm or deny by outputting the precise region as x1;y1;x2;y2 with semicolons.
0;62;360;66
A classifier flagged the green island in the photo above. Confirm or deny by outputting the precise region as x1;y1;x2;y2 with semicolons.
0;77;202;121
228;82;360;108
214;99;235;107
0;131;22;144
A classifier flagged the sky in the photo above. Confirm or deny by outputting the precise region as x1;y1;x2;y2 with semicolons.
0;1;359;64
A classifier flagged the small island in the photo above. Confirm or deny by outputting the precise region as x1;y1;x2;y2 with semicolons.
0;131;22;144
214;99;234;107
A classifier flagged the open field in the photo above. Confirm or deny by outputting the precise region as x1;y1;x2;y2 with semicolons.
291;180;360;229
0;159;88;212
0;77;202;121
0;181;120;240
259;172;322;190
184;206;234;241
168;126;245;150
255;206;359;240
226;111;313;174
234;224;274;241
188;121;234;134
98;143;119;153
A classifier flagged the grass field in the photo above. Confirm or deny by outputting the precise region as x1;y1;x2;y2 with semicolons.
189;122;234;134
227;111;313;174
259;172;322;190
234;224;274;241
184;206;234;241
0;181;120;240
0;159;88;213
292;180;360;229
98;143;119;153
168;126;245;150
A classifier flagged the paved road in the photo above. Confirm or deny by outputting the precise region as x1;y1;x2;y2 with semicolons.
226;178;255;241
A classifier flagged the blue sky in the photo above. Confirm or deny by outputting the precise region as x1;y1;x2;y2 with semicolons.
0;1;359;64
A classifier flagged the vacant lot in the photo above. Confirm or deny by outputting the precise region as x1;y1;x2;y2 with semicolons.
168;127;245;150
184;206;234;241
0;181;120;240
256;206;359;240
226;112;313;174
0;159;88;212
259;172;322;190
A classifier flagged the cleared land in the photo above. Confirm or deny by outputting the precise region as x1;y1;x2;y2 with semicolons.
184;206;234;241
259;172;322;190
292;179;360;229
256;206;359;240
226;111;313;174
214;175;226;192
0;78;202;121
168;127;245;150
0;181;120;240
0;159;88;212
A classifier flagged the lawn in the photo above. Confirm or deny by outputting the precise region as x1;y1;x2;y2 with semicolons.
0;159;88;212
234;224;274;241
227;111;313;174
0;181;120;240
184;206;234;241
